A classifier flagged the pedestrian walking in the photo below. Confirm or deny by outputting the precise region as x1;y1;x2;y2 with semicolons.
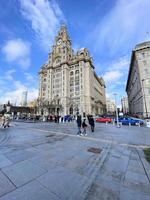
76;115;82;135
1;115;6;128
82;119;87;136
89;115;95;132
5;116;10;128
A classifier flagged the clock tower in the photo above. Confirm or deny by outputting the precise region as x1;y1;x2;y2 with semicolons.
49;24;73;66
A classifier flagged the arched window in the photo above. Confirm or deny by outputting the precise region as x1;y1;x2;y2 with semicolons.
75;70;79;74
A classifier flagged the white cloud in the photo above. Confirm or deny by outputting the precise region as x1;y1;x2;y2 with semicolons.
101;55;129;99
103;70;123;83
4;69;16;81
107;55;130;71
102;55;129;83
92;0;150;55
19;0;65;50
2;39;31;69
24;72;37;83
0;72;38;105
0;81;38;105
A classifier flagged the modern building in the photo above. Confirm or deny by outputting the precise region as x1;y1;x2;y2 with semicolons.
21;91;28;107
106;98;115;115
38;25;106;116
121;97;129;115
126;41;150;118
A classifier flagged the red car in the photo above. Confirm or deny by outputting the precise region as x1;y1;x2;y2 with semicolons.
96;117;112;123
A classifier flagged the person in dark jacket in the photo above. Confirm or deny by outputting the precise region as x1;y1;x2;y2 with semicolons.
89;115;95;132
82;119;87;136
76;115;82;135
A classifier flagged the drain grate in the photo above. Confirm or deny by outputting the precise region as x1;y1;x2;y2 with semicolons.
87;147;102;154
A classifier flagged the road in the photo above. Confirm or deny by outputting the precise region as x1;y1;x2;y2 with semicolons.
0;121;150;200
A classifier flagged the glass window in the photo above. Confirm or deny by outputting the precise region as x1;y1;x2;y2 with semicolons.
75;81;79;85
75;86;79;91
75;76;79;81
144;68;149;74
75;70;79;74
70;88;74;92
70;71;74;76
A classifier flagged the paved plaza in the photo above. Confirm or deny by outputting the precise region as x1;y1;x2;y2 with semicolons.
0;121;150;200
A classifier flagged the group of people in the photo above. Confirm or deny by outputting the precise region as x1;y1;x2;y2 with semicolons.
0;115;10;128
76;115;95;136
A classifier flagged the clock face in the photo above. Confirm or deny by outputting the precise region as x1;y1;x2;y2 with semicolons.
57;39;62;45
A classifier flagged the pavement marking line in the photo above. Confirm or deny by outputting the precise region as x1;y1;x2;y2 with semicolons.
26;127;150;149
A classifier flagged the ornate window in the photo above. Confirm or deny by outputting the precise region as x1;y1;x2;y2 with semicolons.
75;70;79;74
70;71;74;76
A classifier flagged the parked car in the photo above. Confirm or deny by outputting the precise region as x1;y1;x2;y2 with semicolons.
115;117;144;125
96;116;112;123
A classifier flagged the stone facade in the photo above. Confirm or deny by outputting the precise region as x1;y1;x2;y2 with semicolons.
106;98;115;115
121;97;129;115
38;25;106;116
126;41;150;118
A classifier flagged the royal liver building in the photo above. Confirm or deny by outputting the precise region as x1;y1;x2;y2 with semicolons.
38;25;106;116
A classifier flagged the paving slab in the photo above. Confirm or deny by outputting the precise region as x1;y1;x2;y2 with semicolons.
0;180;60;200
4;150;36;164
86;182;119;200
0;122;150;199
2;160;47;187
123;171;150;195
128;160;145;174
120;186;150;200
0;171;16;198
37;166;89;200
0;154;12;169
124;170;149;184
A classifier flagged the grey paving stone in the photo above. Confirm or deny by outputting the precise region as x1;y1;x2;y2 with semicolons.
37;166;89;200
94;175;120;194
0;180;60;200
120;186;150;200
102;155;129;173
124;171;149;184
86;183;119;200
29;156;60;171
128;160;145;174
2;160;47;187
64;152;94;175
0;171;16;198
5;150;35;164
0;154;12;169
123;171;150;195
141;158;150;171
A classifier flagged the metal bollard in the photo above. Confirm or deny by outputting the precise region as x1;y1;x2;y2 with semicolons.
129;123;131;127
106;121;108;125
138;123;140;127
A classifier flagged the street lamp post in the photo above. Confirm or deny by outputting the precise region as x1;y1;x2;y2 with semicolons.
141;79;148;118
114;93;119;128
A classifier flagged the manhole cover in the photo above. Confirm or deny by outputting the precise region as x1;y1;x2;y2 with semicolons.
87;147;102;154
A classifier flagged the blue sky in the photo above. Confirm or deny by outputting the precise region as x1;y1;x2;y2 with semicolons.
0;0;150;105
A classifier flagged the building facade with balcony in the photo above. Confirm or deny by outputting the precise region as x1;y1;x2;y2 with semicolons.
38;25;106;116
126;41;150;118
